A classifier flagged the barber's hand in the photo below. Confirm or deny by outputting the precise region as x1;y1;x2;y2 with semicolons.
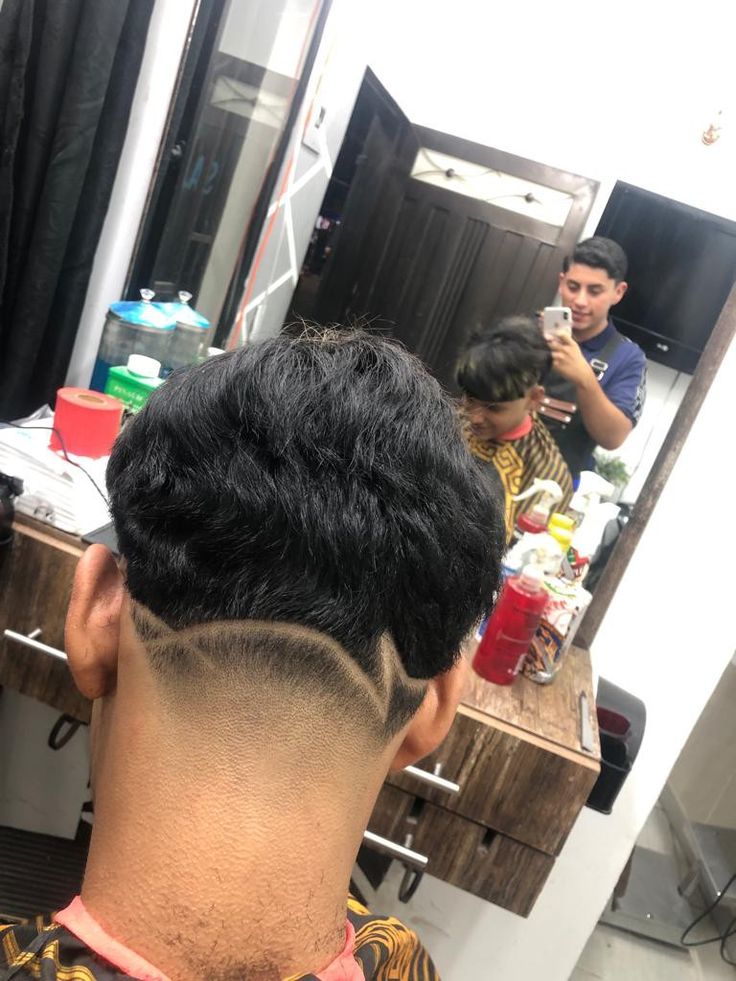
546;332;595;388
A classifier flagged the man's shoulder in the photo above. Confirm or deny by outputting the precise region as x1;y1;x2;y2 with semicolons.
589;325;646;396
609;323;646;370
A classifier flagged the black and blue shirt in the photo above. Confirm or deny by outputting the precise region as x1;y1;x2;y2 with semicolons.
543;320;647;477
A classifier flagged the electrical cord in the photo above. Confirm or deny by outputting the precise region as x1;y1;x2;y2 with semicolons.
680;870;736;966
722;917;736;967
1;421;109;506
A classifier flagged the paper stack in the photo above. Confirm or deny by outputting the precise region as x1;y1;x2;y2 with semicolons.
0;424;110;536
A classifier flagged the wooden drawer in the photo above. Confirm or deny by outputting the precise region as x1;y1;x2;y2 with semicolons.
0;527;89;722
388;706;598;855
366;783;553;916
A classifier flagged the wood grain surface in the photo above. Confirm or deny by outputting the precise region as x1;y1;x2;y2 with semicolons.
367;783;554;916
387;706;599;855
461;640;601;761
0;524;89;722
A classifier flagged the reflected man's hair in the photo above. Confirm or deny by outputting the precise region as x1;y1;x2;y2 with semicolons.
564;236;628;282
456;315;551;404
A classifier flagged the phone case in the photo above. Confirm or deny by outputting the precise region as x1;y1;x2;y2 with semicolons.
542;307;572;337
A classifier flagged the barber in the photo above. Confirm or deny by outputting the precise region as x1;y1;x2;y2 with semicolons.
541;237;647;479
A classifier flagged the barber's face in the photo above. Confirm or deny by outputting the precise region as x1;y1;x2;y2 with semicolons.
463;389;541;442
558;263;627;336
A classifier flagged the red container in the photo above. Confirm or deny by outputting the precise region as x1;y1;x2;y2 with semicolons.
473;565;547;685
516;509;548;536
49;388;123;459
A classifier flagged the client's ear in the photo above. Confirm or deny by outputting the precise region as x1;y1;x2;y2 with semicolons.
389;657;467;771
65;544;124;700
529;384;545;412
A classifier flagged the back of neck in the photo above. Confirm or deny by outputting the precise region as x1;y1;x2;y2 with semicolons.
81;721;381;979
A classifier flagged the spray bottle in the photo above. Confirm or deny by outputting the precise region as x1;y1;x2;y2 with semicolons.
567;472;614;525
512;479;564;538
568;472;618;579
503;533;563;578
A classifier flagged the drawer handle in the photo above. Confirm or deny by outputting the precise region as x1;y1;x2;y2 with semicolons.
655;342;670;352
362;830;429;871
4;628;68;662
403;764;461;794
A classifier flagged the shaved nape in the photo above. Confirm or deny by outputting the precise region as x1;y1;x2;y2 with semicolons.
130;602;428;743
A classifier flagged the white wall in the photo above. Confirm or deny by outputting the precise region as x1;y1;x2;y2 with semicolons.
668;660;736;829
364;0;736;221
615;361;691;503
0;691;90;840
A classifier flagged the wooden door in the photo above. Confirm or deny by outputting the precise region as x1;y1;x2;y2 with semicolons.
312;111;598;389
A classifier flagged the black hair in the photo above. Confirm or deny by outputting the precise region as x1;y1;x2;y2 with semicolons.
456;315;551;403
563;236;628;282
107;330;503;694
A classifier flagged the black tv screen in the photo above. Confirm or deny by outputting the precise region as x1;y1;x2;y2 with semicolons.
596;182;736;372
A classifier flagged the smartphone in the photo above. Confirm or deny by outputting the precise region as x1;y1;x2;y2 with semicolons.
542;306;573;340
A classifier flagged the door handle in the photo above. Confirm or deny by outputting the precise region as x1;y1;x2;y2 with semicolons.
4;628;67;662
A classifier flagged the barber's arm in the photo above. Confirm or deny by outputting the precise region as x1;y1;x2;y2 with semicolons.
547;333;632;450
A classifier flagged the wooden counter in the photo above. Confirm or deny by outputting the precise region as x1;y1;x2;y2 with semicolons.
0;517;600;916
367;643;601;915
0;518;88;721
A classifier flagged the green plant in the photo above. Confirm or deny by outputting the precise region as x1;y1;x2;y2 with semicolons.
593;451;630;488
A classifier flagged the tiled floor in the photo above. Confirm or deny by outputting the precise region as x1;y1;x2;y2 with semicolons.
571;923;696;979
571;924;736;980
570;804;736;979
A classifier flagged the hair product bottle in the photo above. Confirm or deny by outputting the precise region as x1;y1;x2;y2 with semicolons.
512;479;563;540
472;564;547;686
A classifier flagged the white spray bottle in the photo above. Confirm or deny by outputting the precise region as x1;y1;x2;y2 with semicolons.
571;471;619;566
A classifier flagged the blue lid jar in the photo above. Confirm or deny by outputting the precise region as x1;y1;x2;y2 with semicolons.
109;289;177;330
156;291;210;331
159;292;213;374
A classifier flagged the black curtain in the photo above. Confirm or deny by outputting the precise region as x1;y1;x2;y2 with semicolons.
0;0;154;420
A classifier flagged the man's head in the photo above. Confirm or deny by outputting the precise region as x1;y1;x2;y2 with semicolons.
66;330;503;774
559;237;628;339
457;316;550;441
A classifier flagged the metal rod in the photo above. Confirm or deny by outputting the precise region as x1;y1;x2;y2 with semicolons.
579;691;594;753
362;830;429;870
3;630;68;662
403;764;461;794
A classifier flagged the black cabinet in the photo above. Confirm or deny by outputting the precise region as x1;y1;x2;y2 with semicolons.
613;318;701;374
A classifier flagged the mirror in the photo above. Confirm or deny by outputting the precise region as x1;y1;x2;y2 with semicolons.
127;0;736;632
127;0;327;330
285;58;736;605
